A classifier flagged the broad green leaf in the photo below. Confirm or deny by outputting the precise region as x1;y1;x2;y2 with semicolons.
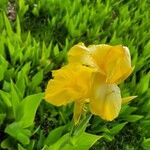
73;132;102;150
3;81;11;92
45;126;66;146
5;122;31;145
48;133;70;150
49;132;102;150
142;138;150;150
110;122;127;135
16;93;44;128
1;137;15;150
125;115;143;122
0;90;11;107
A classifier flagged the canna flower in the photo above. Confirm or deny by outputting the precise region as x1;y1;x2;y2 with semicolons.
45;64;136;123
68;43;134;84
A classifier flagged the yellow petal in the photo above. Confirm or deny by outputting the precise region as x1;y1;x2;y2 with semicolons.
108;67;134;84
68;43;95;67
104;45;132;83
45;84;73;106
45;64;94;106
88;44;132;83
73;102;84;124
90;74;122;121
88;44;112;74
122;96;137;104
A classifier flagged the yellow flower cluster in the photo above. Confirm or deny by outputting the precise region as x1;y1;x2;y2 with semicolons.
45;43;136;124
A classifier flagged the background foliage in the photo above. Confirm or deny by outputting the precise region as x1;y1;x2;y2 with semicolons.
0;0;150;149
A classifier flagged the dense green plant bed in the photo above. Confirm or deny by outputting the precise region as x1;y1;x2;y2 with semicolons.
0;0;150;149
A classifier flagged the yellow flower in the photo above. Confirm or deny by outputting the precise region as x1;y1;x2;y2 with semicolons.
45;64;136;123
68;43;134;84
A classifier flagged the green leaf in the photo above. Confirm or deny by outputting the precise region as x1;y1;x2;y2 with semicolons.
0;55;8;81
31;70;43;87
125;115;143;122
45;126;66;146
0;0;8;10
16;71;26;98
16;93;44;128
53;44;59;56
0;90;11;107
139;73;150;94
49;132;102;150
4;13;13;37
16;16;21;40
1;137;15;150
16;63;30;97
48;133;70;150
18;144;26;150
18;0;29;18
110;122;127;135
0;113;6;124
142;138;150;150
7;38;15;57
72;132;102;150
120;105;137;116
10;81;21;117
5;122;31;145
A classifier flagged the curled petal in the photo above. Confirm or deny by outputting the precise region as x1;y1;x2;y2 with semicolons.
68;43;97;68
103;45;132;83
109;67;134;84
89;44;133;83
90;74;122;121
88;44;112;74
